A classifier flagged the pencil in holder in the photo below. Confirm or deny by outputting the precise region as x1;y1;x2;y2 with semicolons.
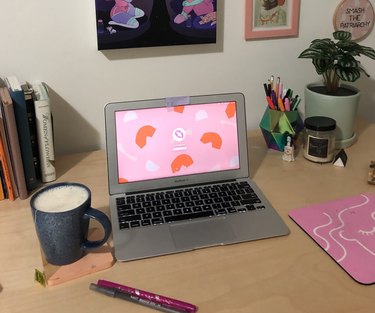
259;107;303;151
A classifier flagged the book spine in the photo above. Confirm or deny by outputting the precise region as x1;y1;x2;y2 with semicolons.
0;86;28;200
24;90;42;184
0;103;18;199
0;87;28;199
0;133;15;200
0;160;6;200
9;89;41;192
34;99;56;182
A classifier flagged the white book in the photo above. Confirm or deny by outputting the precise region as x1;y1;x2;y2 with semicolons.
4;76;22;91
30;82;56;183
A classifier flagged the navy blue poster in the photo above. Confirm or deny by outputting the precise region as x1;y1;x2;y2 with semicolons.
95;0;217;50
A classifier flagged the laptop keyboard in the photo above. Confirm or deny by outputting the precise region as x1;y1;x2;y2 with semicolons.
116;181;266;229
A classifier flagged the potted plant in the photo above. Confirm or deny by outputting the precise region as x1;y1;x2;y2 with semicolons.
298;30;375;148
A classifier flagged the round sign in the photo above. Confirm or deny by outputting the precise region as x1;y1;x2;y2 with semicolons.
333;0;374;41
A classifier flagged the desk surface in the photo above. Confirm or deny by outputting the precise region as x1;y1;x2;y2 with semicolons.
1;120;375;313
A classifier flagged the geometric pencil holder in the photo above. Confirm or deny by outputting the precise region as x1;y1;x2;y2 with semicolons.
259;107;303;151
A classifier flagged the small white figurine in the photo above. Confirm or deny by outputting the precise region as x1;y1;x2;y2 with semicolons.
282;135;295;162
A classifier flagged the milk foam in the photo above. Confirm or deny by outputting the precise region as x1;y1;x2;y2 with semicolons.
34;185;89;213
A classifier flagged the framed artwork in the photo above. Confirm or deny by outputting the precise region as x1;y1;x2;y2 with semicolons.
95;0;217;50
333;0;374;42
245;0;300;40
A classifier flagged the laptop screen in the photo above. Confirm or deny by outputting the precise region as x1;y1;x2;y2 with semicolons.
114;101;239;183
105;93;249;195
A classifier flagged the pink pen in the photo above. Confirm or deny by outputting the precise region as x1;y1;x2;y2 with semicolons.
284;97;290;111
278;82;283;99
97;279;198;313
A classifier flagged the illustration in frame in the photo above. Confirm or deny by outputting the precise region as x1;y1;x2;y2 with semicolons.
245;0;300;40
95;0;217;50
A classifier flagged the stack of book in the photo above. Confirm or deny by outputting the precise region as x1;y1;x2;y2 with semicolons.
0;76;56;200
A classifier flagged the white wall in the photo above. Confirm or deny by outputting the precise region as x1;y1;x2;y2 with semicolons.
1;0;374;155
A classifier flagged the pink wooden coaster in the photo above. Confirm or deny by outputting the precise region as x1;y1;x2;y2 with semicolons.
44;246;114;286
40;228;115;286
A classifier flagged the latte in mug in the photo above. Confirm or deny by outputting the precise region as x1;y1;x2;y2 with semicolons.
30;182;112;265
33;185;89;213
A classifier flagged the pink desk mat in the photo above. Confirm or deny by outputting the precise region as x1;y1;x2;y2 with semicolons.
289;193;375;285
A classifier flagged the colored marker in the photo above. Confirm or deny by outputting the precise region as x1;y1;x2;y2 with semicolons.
269;75;274;91
97;280;197;313
284;97;290;111
278;82;283;98
275;76;280;98
272;90;280;110
90;283;184;313
283;89;291;102
266;96;276;110
292;96;301;110
263;83;269;96
277;97;285;111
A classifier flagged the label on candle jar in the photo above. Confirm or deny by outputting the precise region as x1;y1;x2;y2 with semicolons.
307;135;329;158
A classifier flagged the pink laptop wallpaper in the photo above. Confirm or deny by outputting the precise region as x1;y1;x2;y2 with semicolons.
289;193;375;284
115;101;239;183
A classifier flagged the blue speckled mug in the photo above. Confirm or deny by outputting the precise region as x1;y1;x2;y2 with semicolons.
30;182;112;266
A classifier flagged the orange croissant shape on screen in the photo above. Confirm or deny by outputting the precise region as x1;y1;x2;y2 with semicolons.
225;102;236;118
171;154;193;173
200;132;222;149
174;106;185;113
135;125;156;148
119;178;128;183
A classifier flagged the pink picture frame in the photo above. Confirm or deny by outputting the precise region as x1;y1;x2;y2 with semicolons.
245;0;300;40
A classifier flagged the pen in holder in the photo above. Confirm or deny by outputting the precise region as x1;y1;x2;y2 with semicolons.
259;107;303;151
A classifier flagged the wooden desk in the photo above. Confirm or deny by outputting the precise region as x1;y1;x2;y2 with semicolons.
1;120;375;313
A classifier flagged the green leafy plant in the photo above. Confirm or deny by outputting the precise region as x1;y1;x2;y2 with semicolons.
298;31;375;94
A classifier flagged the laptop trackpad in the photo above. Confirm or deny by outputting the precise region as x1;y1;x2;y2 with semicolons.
170;218;236;250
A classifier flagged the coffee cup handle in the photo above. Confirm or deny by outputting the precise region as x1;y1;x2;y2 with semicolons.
81;208;112;249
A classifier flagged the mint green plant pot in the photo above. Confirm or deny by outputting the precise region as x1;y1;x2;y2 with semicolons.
304;83;360;149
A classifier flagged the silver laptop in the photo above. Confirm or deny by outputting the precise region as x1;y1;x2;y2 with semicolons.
105;93;289;261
